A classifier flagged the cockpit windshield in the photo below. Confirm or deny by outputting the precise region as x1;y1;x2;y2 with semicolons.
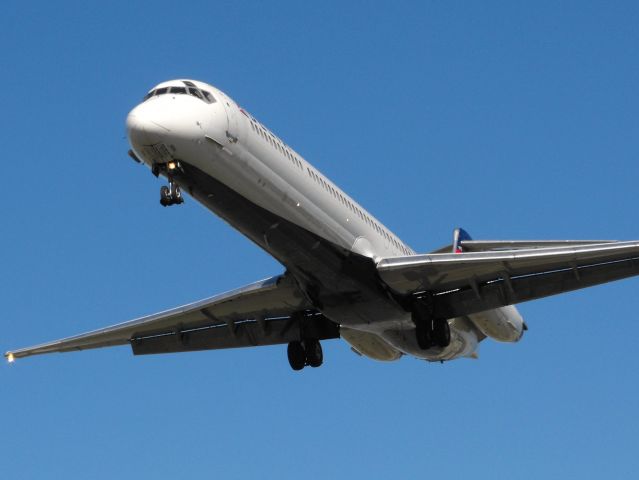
143;82;216;104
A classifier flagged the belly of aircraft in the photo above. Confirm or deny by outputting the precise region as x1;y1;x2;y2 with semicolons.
162;150;482;362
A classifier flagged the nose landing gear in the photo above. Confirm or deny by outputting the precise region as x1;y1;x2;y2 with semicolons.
160;180;184;207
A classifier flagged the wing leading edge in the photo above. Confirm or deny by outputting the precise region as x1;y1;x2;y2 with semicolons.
378;240;639;318
5;274;339;361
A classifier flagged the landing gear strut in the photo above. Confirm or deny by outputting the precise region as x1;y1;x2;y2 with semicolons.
160;180;184;207
287;340;323;371
412;297;451;349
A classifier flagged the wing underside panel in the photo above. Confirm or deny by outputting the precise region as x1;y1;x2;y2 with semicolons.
378;241;639;318
131;314;339;355
6;273;340;360
433;254;639;318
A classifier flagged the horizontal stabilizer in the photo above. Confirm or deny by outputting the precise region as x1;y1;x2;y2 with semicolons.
431;238;616;254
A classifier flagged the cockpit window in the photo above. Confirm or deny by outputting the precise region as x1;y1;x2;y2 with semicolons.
142;85;215;104
202;90;215;103
188;87;203;99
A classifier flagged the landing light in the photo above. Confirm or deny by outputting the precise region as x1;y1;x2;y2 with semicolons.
7;353;15;363
168;161;177;170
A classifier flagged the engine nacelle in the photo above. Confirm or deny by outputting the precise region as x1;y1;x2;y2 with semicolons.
469;305;525;342
341;327;402;361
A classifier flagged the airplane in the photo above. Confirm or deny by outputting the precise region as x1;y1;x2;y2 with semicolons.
6;79;639;371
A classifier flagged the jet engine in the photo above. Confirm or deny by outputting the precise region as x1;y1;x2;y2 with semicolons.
468;305;526;342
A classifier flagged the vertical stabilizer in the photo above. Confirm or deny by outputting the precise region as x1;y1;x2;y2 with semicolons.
452;228;473;253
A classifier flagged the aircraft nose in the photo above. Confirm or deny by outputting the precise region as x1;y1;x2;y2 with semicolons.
126;104;171;146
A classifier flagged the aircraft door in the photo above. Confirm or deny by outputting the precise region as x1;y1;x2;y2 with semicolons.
219;93;239;145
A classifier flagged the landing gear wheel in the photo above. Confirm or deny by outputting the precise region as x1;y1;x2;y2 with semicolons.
160;185;171;206
305;339;323;368
415;322;433;350
412;304;433;349
159;182;185;206
175;188;184;204
287;341;306;371
412;297;450;350
170;183;184;205
433;319;451;348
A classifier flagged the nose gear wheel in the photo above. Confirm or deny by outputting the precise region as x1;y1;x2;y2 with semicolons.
160;180;184;207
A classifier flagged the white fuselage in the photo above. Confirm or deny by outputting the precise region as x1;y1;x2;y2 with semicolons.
127;79;524;362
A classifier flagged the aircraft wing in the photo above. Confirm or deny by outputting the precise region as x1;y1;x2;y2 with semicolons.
5;273;338;361
377;241;639;318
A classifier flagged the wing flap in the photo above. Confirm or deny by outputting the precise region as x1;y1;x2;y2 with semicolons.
131;314;339;355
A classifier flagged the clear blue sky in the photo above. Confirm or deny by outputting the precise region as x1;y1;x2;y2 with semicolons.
2;1;639;478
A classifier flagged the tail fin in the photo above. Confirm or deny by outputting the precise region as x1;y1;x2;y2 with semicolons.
452;228;473;253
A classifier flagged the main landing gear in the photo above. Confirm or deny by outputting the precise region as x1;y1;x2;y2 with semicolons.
160;180;184;207
412;297;451;350
287;339;323;371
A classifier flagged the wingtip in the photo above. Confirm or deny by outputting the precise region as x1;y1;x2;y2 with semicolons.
5;352;15;363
